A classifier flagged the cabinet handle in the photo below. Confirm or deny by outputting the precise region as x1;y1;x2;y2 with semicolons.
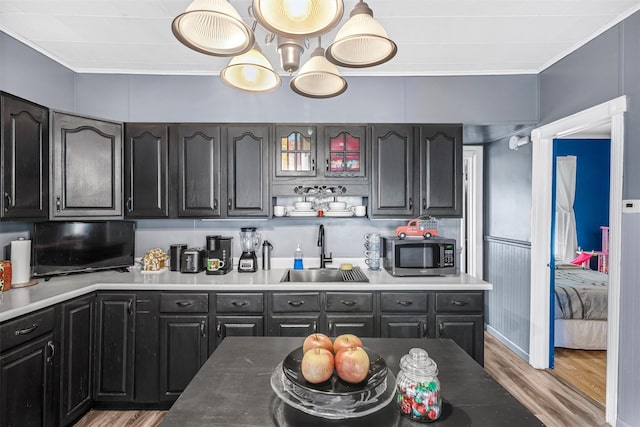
127;300;133;315
214;199;218;210
312;321;317;333
126;197;133;212
422;198;427;210
438;321;444;337
340;300;357;307
15;324;38;336
228;198;233;209
287;300;304;307
200;320;206;337
325;159;329;171
4;192;11;210
408;197;413;210
46;341;55;364
216;322;224;337
56;196;62;212
231;301;248;307
421;321;428;338
311;159;315;172
328;321;335;335
176;301;193;307
451;299;468;306
396;300;412;306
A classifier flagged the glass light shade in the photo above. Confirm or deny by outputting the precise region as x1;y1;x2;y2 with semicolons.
326;1;397;68
172;0;254;56
221;46;281;92
252;0;343;38
290;47;347;99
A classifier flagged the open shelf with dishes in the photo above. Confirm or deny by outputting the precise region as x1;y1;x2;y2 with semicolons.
272;194;368;219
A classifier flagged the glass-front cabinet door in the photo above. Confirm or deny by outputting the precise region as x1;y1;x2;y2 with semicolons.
324;126;366;178
274;125;316;177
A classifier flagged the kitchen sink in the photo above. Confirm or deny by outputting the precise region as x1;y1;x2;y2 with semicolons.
280;267;369;283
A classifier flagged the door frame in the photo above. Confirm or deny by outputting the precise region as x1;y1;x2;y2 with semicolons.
529;95;626;425
463;146;484;278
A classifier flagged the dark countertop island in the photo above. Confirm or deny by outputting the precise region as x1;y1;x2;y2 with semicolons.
160;337;543;427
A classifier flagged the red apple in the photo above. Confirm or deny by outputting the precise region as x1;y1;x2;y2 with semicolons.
335;346;370;384
301;348;335;384
332;333;363;354
302;333;333;354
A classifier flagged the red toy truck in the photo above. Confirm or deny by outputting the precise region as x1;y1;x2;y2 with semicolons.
395;217;439;239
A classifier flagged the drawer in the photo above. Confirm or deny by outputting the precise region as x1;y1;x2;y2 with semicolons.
216;293;264;313
0;307;56;352
435;292;483;313
381;292;428;313
326;292;373;313
160;293;208;313
272;293;321;313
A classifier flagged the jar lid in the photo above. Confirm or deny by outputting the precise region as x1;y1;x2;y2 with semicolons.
399;348;438;378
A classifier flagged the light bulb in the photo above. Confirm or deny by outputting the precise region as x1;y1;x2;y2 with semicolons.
241;65;259;83
283;0;312;22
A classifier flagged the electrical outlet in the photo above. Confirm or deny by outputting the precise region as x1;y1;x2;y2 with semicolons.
622;200;640;213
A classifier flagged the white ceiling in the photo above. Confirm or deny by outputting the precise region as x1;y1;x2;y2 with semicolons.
1;0;639;77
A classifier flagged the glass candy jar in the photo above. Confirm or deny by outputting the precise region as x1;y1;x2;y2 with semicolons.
395;348;442;422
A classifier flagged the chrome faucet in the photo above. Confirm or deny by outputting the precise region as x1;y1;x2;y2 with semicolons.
317;224;333;268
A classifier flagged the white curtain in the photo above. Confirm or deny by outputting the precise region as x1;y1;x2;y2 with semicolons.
555;155;578;263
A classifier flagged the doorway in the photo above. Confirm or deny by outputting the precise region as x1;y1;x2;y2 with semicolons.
529;96;626;425
462;146;484;278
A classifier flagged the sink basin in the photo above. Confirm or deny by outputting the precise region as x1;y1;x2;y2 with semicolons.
280;267;369;283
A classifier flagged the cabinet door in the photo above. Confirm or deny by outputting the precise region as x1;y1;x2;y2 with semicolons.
270;315;320;337
0;94;49;220
0;333;55;427
60;295;94;425
214;316;263;348
274;125;316;177
226;126;270;217
124;124;170;218
326;315;376;338
418;125;463;217
380;315;428;339
51;112;123;218
370;125;415;217
94;293;135;401
323;126;366;178
175;124;222;217
435;314;484;365
159;315;208;402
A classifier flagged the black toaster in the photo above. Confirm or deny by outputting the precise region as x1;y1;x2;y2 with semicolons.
180;248;206;273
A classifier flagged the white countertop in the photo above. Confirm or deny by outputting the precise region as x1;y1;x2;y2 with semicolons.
0;258;492;322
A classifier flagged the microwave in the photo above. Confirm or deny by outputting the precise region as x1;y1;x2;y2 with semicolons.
381;237;456;276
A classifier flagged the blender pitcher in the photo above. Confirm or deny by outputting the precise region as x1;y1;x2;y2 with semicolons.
238;227;260;272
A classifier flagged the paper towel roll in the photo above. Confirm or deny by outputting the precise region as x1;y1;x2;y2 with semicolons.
11;238;31;284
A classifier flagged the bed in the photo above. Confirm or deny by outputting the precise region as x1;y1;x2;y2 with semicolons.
554;264;608;350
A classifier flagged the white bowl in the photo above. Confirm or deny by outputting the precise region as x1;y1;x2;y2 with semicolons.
295;202;313;210
329;202;347;210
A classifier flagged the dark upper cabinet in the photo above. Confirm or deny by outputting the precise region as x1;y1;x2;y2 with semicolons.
322;126;367;179
124;124;170;218
274;125;316;178
94;293;135;402
175;124;222;217
370;125;415;217
418;125;463;217
51;112;123;219
226;125;270;217
0;93;49;220
60;294;94;425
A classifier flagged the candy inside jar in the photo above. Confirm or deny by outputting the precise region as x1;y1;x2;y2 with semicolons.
395;348;442;422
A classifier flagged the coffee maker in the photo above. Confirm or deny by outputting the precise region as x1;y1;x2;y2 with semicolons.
238;227;260;272
205;235;233;275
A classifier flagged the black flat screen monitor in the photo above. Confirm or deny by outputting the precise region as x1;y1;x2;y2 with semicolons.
32;221;135;277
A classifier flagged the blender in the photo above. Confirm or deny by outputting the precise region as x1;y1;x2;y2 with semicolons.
238;227;260;272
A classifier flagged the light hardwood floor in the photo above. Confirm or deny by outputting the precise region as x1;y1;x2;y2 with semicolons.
75;334;608;427
552;347;607;406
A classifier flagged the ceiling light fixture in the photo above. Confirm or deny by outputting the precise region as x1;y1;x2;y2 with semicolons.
172;1;396;97
291;38;347;98
326;0;397;68
172;0;254;56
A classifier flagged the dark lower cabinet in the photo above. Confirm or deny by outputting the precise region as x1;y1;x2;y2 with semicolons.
94;293;135;402
326;315;376;337
270;315;320;337
436;314;484;365
0;333;56;427
59;295;94;426
159;316;208;402
214;316;263;348
380;315;429;339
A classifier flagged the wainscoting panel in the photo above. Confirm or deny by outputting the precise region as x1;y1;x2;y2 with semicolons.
484;236;531;358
